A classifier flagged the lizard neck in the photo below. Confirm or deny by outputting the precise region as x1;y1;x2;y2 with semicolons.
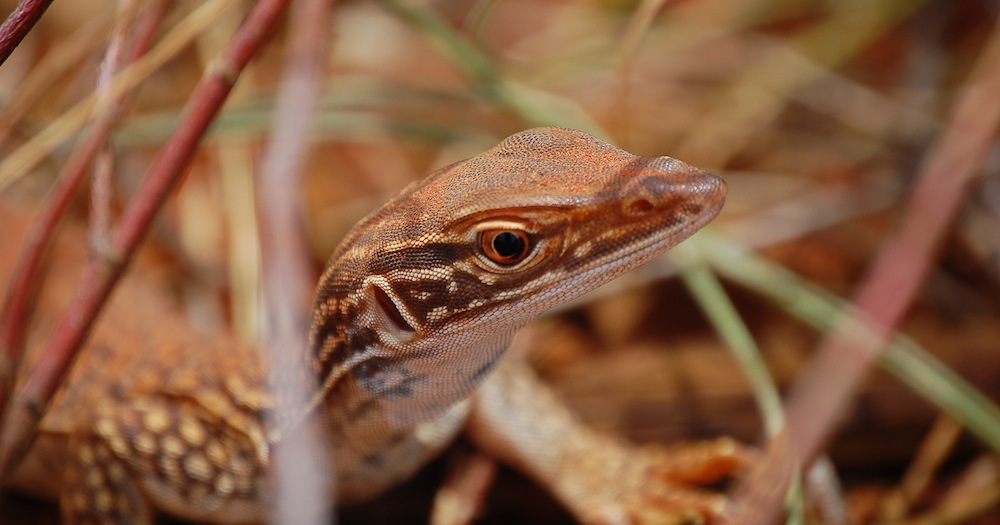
308;254;517;427
307;256;509;500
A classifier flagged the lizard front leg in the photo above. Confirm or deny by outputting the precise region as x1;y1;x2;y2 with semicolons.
466;356;750;525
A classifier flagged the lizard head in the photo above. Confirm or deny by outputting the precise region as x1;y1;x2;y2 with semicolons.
310;127;725;415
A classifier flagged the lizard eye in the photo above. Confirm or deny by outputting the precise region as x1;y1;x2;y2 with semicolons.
479;229;531;266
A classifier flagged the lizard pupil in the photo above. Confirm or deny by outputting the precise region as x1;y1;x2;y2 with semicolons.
493;232;523;258
479;229;531;265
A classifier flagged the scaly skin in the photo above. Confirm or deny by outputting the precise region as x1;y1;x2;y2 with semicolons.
4;127;741;524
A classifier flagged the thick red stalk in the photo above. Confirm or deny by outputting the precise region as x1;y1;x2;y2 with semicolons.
0;0;55;66
0;0;291;481
0;0;170;432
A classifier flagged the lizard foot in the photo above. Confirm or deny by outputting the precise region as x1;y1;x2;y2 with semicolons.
468;361;753;525
573;437;754;525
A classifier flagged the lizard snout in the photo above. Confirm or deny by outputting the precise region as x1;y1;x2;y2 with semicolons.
619;166;726;219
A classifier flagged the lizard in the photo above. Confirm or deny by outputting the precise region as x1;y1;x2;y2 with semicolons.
2;127;744;524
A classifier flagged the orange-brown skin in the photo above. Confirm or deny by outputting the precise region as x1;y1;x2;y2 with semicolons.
4;128;744;524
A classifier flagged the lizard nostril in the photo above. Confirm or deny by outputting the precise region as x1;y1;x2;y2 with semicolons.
624;198;655;216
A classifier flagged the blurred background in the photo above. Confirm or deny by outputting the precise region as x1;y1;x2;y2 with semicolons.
1;0;999;523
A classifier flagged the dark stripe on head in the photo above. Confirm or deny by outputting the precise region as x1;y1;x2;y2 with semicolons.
368;242;471;275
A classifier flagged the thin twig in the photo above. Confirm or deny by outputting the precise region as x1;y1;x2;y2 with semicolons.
90;0;139;253
0;0;291;481
614;0;668;146
0;0;55;66
254;0;333;521
0;0;242;191
0;0;170;430
0;13;112;144
727;17;1000;524
875;415;963;520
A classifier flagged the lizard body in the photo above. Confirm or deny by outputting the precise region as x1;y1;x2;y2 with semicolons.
4;127;737;523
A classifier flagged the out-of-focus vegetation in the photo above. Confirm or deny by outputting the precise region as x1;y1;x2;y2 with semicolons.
1;0;999;523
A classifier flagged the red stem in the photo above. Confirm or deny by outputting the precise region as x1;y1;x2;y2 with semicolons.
0;0;290;480
0;0;55;66
0;0;169;429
